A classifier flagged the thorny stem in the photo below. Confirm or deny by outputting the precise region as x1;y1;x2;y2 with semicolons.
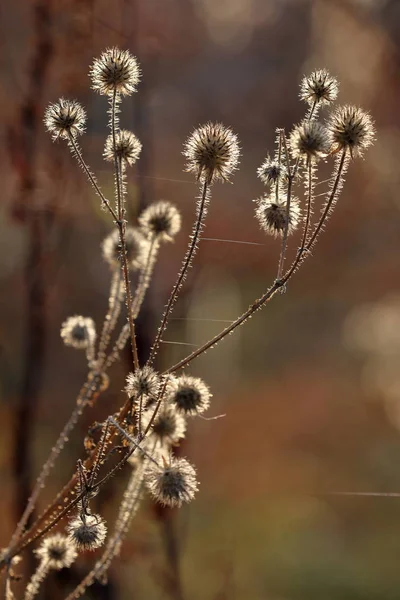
148;180;209;365
276;131;294;281
24;559;49;600
299;158;314;252
97;269;123;361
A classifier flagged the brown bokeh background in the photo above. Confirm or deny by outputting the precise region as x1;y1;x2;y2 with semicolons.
1;0;400;598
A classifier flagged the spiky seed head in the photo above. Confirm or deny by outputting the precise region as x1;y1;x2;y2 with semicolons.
290;121;330;161
60;316;96;350
183;122;240;184
102;227;148;270
125;366;161;399
255;194;301;237
166;375;211;416
67;514;107;551
44;98;86;141
142;404;186;446
326;105;375;158
89;47;140;96
103;130;142;166
138;201;182;242
257;156;287;186
35;534;77;570
300;69;339;106
145;457;198;507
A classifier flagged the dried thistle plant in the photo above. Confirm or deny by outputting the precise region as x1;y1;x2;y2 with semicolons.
0;49;375;599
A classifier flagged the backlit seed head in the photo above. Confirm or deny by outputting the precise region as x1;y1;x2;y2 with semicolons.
300;69;339;106
60;316;96;350
67;514;107;551
102;227;148;270
255;194;301;237
290;121;330;161
183;122;240;184
139;201;181;242
326;105;375;158
166;375;211;416
44;98;86;140
142;403;186;446
257;156;287;186
125;366;161;399
103;130;142;166
35;534;77;570
90;47;140;96
145;457;198;507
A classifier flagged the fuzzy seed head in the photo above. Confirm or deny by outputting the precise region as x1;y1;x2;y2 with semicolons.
142;404;186;446
90;47;140;96
255;194;301;237
145;457;198;507
257;156;287;186
35;534;77;570
327;105;375;158
126;366;161;399
67;514;107;551
290;121;330;161
300;69;339;106
102;227;148;270
60;316;96;350
166;375;211;416
44;98;86;141
184;122;240;184
103;130;142;166
138;201;182;242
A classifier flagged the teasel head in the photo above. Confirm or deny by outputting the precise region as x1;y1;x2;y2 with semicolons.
290;121;330;162
145;456;198;507
67;513;107;551
35;534;77;570
300;69;339;107
89;47;140;96
44;98;86;141
326;105;375;158
125;365;161;399
60;316;96;350
103;130;142;166
183;122;240;184
255;194;301;237
142;403;186;447
102;227;148;270
257;156;287;186
138;201;182;242
166;375;211;416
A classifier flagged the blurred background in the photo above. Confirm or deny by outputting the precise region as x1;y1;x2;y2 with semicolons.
1;0;400;598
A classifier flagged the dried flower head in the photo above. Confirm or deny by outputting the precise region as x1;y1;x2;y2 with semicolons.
257;156;287;186
142;404;186;446
103;130;142;166
90;47;140;96
67;514;107;551
102;227;148;270
290;121;330;161
44;98;86;140
145;457;198;507
35;534;77;570
255;194;301;237
184;122;240;184
126;366;161;399
138;201;182;242
327;105;375;158
60;316;96;350
300;69;339;106
166;375;211;416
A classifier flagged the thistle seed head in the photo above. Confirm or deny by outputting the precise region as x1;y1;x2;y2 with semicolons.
255;194;301;237
102;227;149;270
89;47;140;96
142;403;186;446
145;457;198;507
103;130;142;166
166;375;211;416
125;366;161;399
60;316;96;350
67;514;107;551
326;105;375;158
44;98;86;140
138;201;182;242
183;122;240;184
35;534;77;570
257;156;287;186
300;69;339;106
290;121;330;161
